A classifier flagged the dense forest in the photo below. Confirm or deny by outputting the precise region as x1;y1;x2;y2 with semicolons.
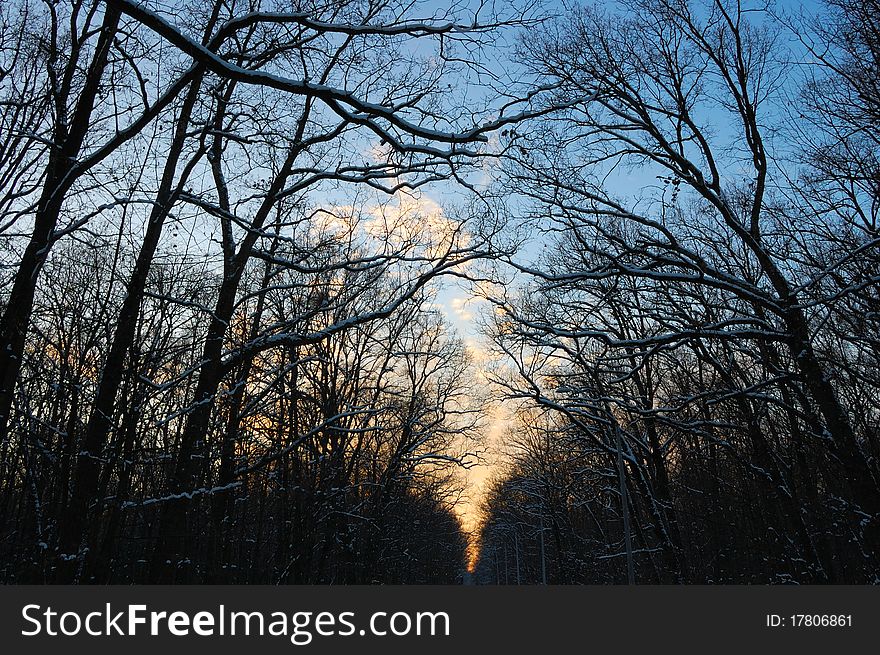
473;0;880;584
0;0;878;584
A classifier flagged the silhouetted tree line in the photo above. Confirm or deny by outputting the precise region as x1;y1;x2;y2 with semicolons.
3;0;879;586
0;0;552;583
475;0;880;584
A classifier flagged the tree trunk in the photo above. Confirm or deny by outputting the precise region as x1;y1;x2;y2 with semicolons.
0;6;121;442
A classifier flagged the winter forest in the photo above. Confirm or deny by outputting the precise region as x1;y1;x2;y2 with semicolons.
0;0;877;585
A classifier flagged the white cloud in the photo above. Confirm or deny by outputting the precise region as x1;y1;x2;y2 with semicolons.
449;296;474;321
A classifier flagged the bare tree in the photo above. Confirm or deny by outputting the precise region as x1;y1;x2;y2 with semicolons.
478;0;880;582
0;0;548;583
